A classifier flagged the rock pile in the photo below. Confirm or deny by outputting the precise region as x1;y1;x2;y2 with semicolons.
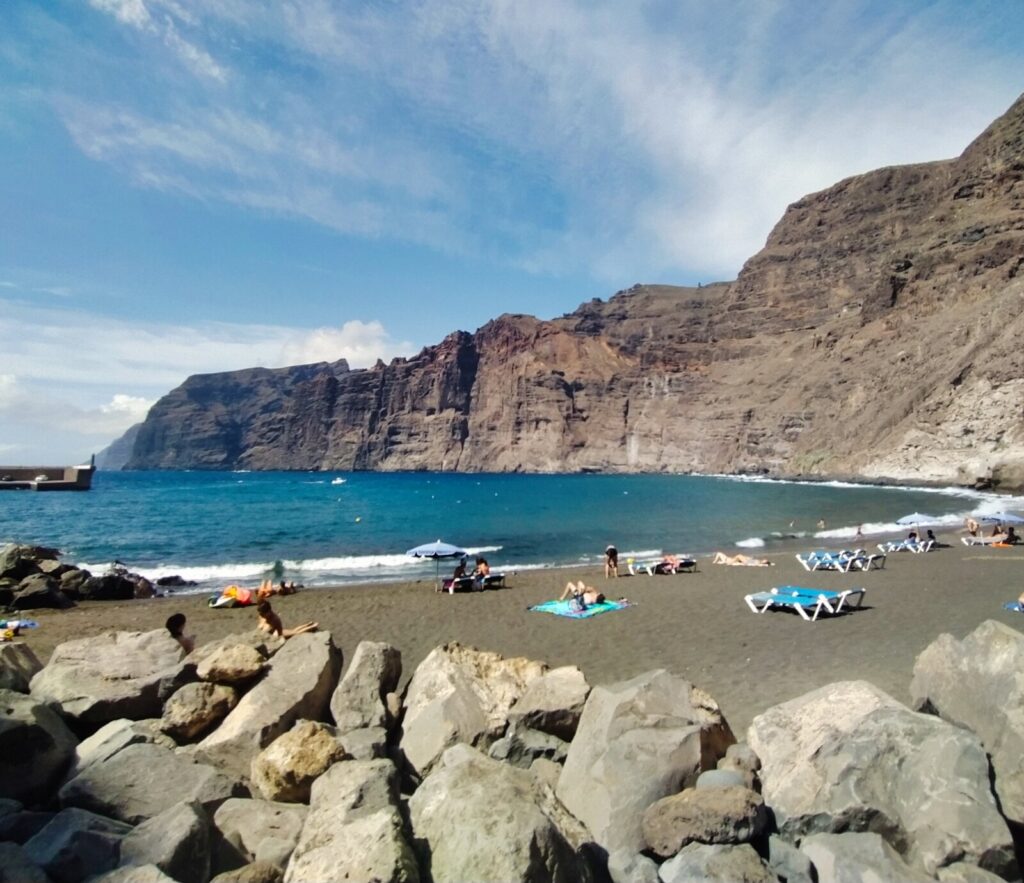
0;544;195;610
1;623;1022;881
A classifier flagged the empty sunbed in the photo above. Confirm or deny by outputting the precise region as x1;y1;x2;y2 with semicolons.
744;586;866;621
796;550;884;573
879;539;934;554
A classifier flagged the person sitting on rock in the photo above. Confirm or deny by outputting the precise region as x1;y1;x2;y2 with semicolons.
165;612;195;653
712;552;774;566
256;600;318;638
559;580;605;607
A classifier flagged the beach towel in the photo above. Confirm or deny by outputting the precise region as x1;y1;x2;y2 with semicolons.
529;599;631;619
1003;602;1024;613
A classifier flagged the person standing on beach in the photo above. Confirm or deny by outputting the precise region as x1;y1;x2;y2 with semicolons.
605;545;619;578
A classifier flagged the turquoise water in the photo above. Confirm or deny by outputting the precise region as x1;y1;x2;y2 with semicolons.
0;470;1016;591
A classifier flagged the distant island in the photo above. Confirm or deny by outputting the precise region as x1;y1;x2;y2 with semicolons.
107;93;1024;491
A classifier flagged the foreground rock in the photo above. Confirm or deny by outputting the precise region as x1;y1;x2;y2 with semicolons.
749;680;1016;878
911;619;1024;826
213;798;307;869
250;720;348;803
30;630;185;725
556;669;734;855
64;718;176;782
161;682;239;742
0;841;52;883
410;745;595;883
657;843;775;883
197;644;267;686
60;743;244;824
400;642;547;777
285;759;418;883
196;632;342;780
23;807;131;883
800;831;933;882
119;800;211;883
642;785;768;859
507;665;590;741
0;688;78;804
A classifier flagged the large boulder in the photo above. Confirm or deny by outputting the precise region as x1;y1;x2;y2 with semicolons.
78;574;137;602
409;744;595;883
59;743;244;824
556;669;734;855
400;642;548;777
911;620;1024;825
30;630;186;725
161;683;239;742
749;680;1017;878
0;544;59;582
197;645;267;686
284;759;418;883
23;807;131;883
0;688;78;804
92;867;179;883
329;640;401;732
657;843;775;883
64;719;176;783
642;786;768;859
119;800;211;883
0;841;51;883
12;574;73;610
0;643;43;692
507;665;590;741
212;863;283;883
800;831;933;882
213;798;307;869
195;632;342;781
250;720;348;803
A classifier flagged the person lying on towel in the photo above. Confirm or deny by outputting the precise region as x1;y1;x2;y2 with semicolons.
712;552;774;566
559;580;606;609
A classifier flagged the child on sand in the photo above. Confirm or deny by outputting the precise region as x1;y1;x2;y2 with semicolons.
165;613;195;653
256;601;318;638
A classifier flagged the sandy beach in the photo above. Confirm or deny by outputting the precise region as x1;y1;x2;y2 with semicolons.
17;536;1024;735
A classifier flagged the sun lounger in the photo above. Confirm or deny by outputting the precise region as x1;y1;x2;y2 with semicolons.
879;539;934;554
482;573;506;588
962;536;1003;546
628;558;697;576
744;586;866;621
441;576;475;593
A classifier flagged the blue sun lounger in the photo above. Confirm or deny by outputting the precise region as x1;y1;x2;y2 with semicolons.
744;586;866;621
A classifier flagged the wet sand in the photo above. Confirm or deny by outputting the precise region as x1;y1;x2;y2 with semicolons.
19;537;1024;735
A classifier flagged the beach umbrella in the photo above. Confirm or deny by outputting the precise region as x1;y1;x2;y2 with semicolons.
896;513;938;526
407;539;466;589
979;513;1024;524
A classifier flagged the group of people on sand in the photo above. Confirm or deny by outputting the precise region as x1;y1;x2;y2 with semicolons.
444;556;492;591
965;517;1021;545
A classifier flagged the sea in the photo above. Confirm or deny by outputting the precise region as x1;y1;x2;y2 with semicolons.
1;470;1020;594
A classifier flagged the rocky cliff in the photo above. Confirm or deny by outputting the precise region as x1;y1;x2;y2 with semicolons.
124;93;1024;488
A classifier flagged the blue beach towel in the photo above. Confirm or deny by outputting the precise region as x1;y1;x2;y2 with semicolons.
1004;602;1024;613
530;599;631;619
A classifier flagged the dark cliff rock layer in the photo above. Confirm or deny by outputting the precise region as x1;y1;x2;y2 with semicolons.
125;94;1024;488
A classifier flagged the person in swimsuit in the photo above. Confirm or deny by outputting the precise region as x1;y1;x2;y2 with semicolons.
256;601;318;638
559;580;606;606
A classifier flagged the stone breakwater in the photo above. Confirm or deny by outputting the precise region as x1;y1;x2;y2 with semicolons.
1;621;1022;882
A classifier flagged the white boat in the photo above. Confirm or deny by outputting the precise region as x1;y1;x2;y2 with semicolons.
331;477;347;485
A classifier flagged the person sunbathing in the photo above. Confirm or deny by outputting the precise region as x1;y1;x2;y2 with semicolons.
712;552;774;566
256;601;318;638
559;580;605;606
256;579;301;601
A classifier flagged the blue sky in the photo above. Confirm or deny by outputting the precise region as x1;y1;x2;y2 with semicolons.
1;0;1022;463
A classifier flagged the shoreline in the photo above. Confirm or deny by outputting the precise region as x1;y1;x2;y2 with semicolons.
20;535;1024;735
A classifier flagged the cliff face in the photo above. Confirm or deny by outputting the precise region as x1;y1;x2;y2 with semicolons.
125;94;1024;488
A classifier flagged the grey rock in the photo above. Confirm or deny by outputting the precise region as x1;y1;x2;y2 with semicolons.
13;574;74;610
911;620;1024;825
253;837;295;870
488;720;569;767
329;640;401;732
188;632;279;667
0;841;51;883
0;642;43;692
23;808;131;883
657;842;775;883
211;863;282;883
338;725;386;760
0;796;20;817
197;645;266;686
529;757;563;791
556;669;734;855
400;642;548;777
30;630;185;725
936;862;1009;882
250;720;348;803
767;835;814;883
195;632;342;781
507;665;590;742
723;742;761;772
0;688;78;804
65;719;176;783
213;798;307;868
0;810;56;844
607;849;660;883
285;759;418;883
642;786;768;858
60;743;245;824
696;768;748;790
0;543;58;582
119;801;211;883
748;680;1016;878
800;831;932;882
409;744;594;883
161;682;239;742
